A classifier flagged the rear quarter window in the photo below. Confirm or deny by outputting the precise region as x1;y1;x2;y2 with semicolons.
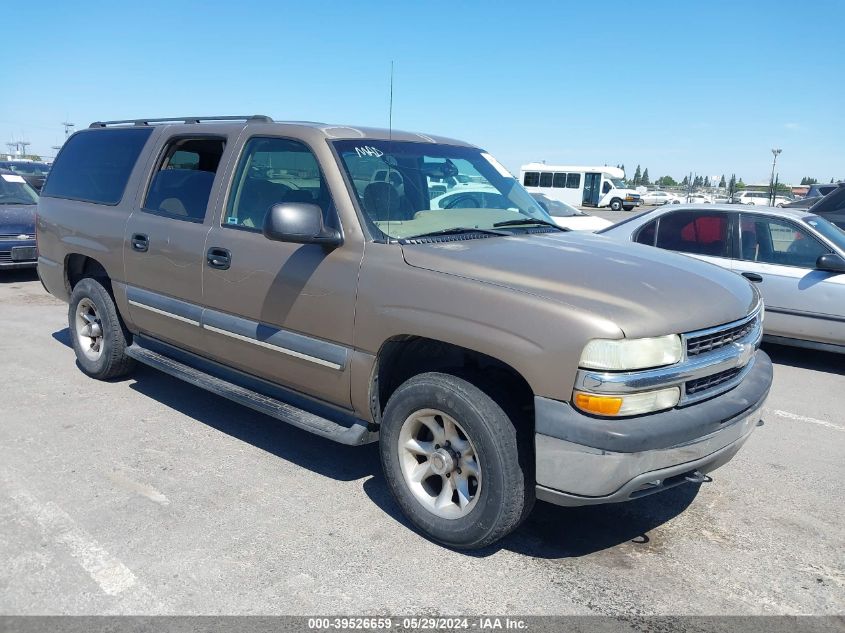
41;128;153;205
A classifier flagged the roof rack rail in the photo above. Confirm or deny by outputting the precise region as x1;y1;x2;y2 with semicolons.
89;115;273;128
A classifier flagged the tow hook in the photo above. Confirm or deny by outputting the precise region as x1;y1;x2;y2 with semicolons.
684;470;712;484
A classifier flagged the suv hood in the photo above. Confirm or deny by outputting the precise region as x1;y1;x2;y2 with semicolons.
400;232;758;339
0;204;37;234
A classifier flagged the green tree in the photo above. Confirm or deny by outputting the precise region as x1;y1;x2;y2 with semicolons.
633;165;642;185
657;175;677;186
641;168;650;185
704;176;711;188
682;175;689;187
736;178;746;190
728;174;736;196
719;174;726;188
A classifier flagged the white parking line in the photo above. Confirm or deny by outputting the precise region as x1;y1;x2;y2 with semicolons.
770;409;844;432
0;469;138;596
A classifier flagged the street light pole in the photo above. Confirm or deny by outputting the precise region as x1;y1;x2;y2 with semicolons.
770;148;782;205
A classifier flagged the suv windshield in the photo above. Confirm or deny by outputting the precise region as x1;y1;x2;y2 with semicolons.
333;140;552;240
1;162;50;176
0;174;39;204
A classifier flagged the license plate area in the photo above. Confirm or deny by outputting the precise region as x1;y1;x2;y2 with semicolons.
11;246;37;261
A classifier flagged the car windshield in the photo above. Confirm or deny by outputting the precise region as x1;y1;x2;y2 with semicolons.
0;174;39;204
333;140;552;240
3;162;50;176
610;178;627;189
805;215;845;251
531;194;580;217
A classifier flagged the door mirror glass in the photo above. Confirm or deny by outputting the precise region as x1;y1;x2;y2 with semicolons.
816;253;845;273
263;202;342;246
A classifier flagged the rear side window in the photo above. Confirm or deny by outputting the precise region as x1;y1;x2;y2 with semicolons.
41;128;153;205
552;173;567;188
539;172;553;188
656;211;731;257
143;137;225;222
522;171;539;187
635;220;656;245
566;173;580;188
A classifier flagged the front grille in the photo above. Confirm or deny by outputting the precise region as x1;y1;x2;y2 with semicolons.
686;316;757;356
0;234;34;241
0;251;12;262
686;367;742;395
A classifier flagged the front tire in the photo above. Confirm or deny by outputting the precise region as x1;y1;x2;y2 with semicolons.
623;205;635;211
379;372;533;549
610;198;623;211
68;278;135;380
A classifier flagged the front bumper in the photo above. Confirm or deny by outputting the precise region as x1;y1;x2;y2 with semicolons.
535;350;772;506
0;240;37;269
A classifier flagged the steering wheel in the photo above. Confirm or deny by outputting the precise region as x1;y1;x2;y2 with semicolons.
444;194;481;209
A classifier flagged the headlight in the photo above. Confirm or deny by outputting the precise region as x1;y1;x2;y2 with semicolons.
579;335;683;371
574;387;680;417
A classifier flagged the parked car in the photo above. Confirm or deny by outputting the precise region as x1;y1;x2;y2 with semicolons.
600;204;845;354
732;191;791;206
38;115;772;549
529;193;612;231
0;160;51;192
0;169;39;269
639;190;680;206
782;196;822;209
686;192;713;204
805;182;840;199
804;181;845;229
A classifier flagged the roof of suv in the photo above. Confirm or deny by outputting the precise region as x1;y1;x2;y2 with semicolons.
86;115;473;147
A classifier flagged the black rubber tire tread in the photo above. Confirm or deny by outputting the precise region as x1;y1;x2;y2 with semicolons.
379;371;532;550
610;198;623;211
68;277;135;380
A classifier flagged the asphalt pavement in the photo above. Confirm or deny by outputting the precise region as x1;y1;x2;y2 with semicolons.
0;268;842;616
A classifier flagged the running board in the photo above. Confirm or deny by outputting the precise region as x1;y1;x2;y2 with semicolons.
125;343;374;445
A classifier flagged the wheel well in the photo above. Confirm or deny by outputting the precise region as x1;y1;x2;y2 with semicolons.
372;336;534;429
65;254;112;295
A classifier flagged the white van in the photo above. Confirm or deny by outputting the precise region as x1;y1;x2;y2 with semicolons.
519;164;642;211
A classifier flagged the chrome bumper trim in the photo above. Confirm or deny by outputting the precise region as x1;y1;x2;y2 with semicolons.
574;309;763;405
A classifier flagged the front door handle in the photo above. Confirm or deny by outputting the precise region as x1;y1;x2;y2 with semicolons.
206;247;231;270
131;233;149;252
741;272;763;283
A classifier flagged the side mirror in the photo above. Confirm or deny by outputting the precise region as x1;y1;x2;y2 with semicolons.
263;203;342;247
816;253;845;273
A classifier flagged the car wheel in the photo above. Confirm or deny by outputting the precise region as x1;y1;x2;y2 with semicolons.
68;278;135;380
610;198;623;211
623;205;635;211
379;372;533;550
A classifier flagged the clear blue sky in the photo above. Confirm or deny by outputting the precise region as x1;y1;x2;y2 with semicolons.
3;0;843;184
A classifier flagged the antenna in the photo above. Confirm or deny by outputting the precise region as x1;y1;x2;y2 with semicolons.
388;60;394;140
386;60;395;239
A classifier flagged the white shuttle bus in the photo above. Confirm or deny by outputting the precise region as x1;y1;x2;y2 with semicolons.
519;164;642;211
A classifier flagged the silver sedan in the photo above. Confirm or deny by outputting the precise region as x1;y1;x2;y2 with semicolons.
599;204;845;354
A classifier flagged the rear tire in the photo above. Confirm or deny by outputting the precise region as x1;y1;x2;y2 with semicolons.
379;372;533;550
68;278;135;380
610;198;623;211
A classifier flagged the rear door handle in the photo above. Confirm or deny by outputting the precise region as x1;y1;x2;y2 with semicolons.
741;272;763;283
131;233;149;252
206;247;231;270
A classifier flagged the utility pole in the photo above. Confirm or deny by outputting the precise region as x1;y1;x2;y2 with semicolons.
770;148;782;205
19;141;31;158
6;142;17;157
62;122;75;140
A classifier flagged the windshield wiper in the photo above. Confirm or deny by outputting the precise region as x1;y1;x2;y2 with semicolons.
493;218;569;231
398;226;509;243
